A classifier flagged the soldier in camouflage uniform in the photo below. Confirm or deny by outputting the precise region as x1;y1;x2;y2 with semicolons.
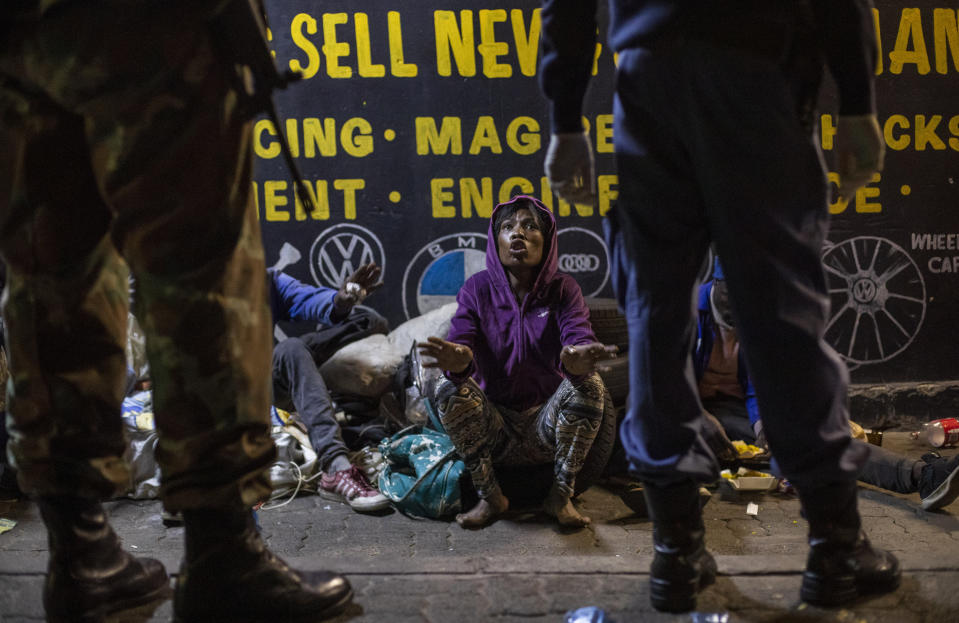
0;2;352;621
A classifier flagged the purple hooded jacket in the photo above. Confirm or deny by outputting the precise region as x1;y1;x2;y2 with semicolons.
445;195;597;411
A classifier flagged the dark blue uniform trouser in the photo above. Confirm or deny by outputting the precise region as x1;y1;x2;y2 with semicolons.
608;41;867;490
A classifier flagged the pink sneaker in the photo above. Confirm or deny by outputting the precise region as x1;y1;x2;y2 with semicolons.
319;465;390;512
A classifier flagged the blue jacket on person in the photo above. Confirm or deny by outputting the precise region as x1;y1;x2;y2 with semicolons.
266;268;342;326
694;281;760;430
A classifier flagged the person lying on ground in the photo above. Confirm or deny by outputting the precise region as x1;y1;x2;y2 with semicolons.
269;262;391;513
418;195;617;529
699;259;959;511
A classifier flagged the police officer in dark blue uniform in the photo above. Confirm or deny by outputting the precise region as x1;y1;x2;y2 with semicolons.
539;0;899;613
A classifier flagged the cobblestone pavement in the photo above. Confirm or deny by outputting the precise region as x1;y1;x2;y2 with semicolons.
1;433;958;622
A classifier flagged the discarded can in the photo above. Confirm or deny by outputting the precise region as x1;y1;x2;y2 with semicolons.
912;418;959;448
565;606;613;623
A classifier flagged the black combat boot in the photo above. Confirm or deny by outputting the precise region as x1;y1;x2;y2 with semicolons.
798;481;901;606
174;506;353;622
643;480;717;613
38;496;170;623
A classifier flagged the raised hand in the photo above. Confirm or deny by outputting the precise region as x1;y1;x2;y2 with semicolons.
334;262;383;312
417;336;473;374
560;342;618;376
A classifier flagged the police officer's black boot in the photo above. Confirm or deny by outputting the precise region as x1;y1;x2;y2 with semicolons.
38;496;170;622
175;505;353;622
798;481;901;607
643;480;717;613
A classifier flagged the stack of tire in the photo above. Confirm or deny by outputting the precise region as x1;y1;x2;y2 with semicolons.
586;298;630;409
585;297;631;479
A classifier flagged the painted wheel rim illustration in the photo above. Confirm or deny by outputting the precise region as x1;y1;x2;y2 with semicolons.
822;236;926;365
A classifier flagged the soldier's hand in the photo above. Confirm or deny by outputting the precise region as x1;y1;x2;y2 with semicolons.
836;114;884;200
334;262;382;314
545;132;596;206
561;342;618;376
417;337;473;374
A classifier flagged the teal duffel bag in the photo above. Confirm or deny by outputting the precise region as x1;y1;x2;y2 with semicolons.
377;423;466;519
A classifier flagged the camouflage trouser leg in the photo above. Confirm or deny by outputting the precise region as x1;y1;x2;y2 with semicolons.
434;379;504;500
0;2;275;511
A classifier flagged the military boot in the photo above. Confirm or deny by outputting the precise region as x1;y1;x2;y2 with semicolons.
174;506;353;622
798;481;901;606
38;496;170;623
644;480;717;613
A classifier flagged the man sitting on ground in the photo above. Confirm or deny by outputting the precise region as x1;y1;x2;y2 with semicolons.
700;259;959;511
269;262;390;512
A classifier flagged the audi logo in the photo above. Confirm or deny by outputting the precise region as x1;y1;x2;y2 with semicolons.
558;254;601;273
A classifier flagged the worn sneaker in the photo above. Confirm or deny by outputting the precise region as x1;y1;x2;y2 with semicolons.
319;465;390;512
919;452;959;511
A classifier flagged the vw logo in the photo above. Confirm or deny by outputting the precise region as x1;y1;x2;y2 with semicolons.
852;278;878;304
309;224;386;288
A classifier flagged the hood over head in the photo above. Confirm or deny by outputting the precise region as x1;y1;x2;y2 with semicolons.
485;195;557;297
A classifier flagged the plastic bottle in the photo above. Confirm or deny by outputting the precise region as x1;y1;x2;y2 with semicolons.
912;418;959;448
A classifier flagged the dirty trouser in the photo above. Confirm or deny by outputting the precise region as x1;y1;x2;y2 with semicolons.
434;375;605;499
272;307;388;470
0;2;276;511
608;38;867;489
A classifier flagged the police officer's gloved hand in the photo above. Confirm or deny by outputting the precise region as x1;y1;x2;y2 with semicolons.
545;131;596;205
836;114;884;200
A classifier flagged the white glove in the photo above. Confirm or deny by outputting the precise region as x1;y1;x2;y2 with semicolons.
544;131;596;205
836;114;884;200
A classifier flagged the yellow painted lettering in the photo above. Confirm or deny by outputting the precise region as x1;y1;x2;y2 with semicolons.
512;9;541;77
854;174;882;213
873;8;883;75
538;178;555;211
598;175;618;216
460;178;495;218
431;178;456;217
469;116;503;154
254;120;281;159
265;181;290;221
596;114;614;153
322;13;352;78
285;118;299;158
388;12;418;77
341;118;373;157
884;115;911;150
592;42;602;76
499;177;534;202
821;114;837;150
354;13;385;78
416;117;463;155
933;9;959;73
303;118;337;157
948;115;959;151
479;9;511;78
334;179;365;219
826;172;848;215
294;181;330;220
506;117;541;155
915;115;945;150
435;10;475;77
290;14;320;79
889;8;931;75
